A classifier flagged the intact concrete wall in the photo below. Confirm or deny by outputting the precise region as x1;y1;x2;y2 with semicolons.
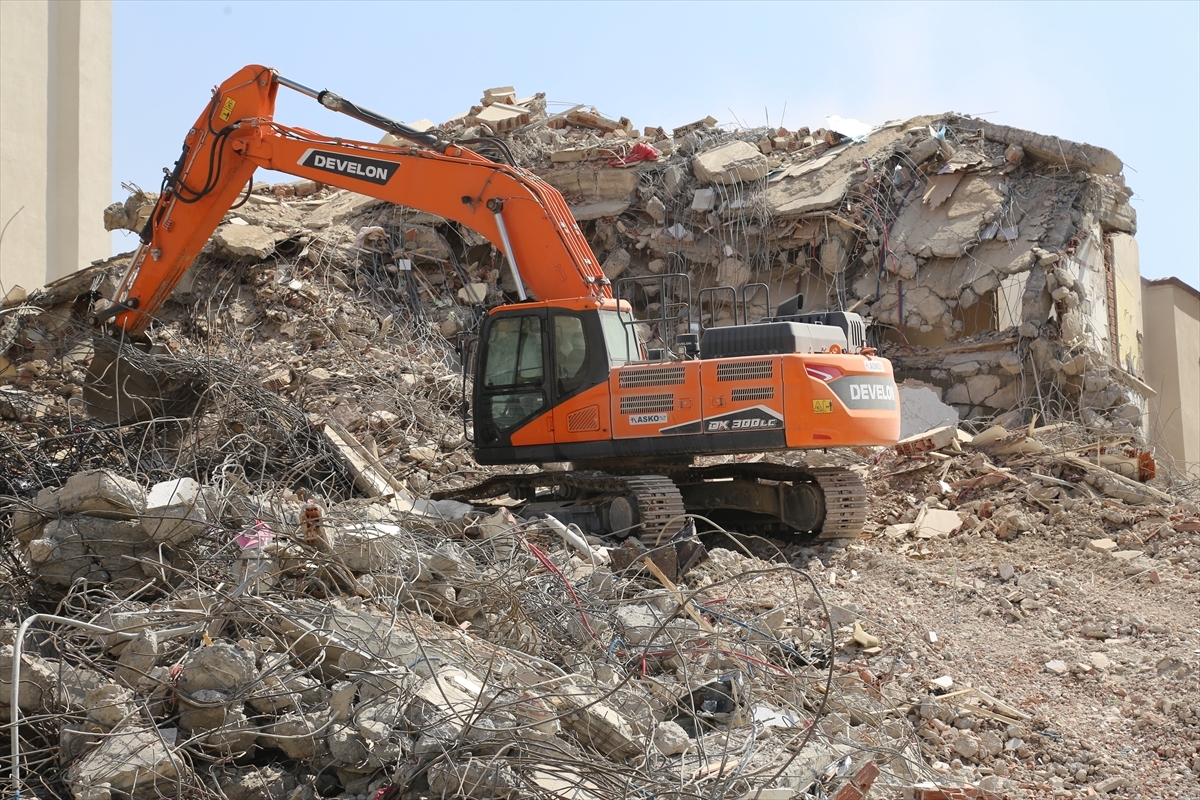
0;0;111;296
1111;233;1142;376
1142;278;1200;479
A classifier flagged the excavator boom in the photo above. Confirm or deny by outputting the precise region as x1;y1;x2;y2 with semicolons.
92;65;901;553
108;65;609;336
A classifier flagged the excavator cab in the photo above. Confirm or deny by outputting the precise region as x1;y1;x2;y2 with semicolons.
472;302;638;457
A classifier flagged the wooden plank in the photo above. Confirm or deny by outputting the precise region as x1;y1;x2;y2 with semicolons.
321;421;405;498
1063;455;1173;503
642;556;717;635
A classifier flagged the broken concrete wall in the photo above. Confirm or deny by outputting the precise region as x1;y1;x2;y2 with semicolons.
1111;232;1143;378
336;90;1140;438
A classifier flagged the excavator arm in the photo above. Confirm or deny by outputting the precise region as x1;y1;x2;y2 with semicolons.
106;65;611;336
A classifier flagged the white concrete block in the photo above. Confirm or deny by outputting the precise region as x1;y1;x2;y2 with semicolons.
141;478;207;545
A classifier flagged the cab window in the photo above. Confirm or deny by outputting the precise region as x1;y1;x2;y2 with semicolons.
553;314;589;394
480;314;546;434
484;316;544;387
599;310;639;366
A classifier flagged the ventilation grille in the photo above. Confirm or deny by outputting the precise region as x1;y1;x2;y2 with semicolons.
717;360;773;382
848;317;865;350
620;394;675;414
732;386;774;402
619;366;686;388
567;405;601;432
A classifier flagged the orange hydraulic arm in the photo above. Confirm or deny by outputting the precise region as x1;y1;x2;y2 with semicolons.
106;65;611;336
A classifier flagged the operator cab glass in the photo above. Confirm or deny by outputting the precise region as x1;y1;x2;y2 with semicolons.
553;313;589;395
599;310;640;366
481;315;545;433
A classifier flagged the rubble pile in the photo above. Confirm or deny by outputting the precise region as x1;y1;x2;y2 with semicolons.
5;462;946;800
427;90;1148;438
3;382;1197;799
0;87;1197;799
83;84;1155;447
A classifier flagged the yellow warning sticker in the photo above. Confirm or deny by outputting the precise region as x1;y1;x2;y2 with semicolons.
812;399;833;414
218;97;237;122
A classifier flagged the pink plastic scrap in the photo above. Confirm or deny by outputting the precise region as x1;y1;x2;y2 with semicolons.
236;519;275;550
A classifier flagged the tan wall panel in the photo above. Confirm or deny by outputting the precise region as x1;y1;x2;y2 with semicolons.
0;0;51;296
1111;233;1142;376
1143;280;1200;479
0;0;111;293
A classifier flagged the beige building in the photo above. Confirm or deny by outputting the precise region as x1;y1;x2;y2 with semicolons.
0;0;112;298
1142;277;1200;479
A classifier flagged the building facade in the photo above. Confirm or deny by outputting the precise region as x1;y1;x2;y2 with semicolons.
1142;277;1200;479
0;0;112;298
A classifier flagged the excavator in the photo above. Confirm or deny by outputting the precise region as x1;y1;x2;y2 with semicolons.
89;65;900;557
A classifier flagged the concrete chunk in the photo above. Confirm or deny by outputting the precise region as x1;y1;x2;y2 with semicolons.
691;187;716;211
216;765;298;800
116;629;160;689
1044;659;1068;675
68;727;187;800
428;758;521;799
915;508;962;539
265;711;330;759
42;517;153;582
653;720;692;755
27;524;102;586
142;478;207;545
692;140;769;185
180;691;258;755
178;641;257;694
12;506;48;544
457;282;488;304
45;469;146;519
0;645;58;715
86;683;139;730
407;666;483;733
895;424;957;456
553;681;641;760
898;382;959;440
213;224;279;259
979;120;1122;175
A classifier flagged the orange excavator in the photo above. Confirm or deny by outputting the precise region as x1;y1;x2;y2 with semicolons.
91;65;900;552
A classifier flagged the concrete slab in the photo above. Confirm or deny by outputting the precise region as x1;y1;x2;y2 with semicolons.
692;140;769;185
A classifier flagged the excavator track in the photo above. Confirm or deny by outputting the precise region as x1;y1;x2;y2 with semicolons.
621;475;688;549
433;463;868;541
657;462;868;540
431;470;686;546
806;466;869;540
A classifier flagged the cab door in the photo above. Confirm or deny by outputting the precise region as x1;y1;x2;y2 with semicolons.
550;310;612;446
474;310;550;449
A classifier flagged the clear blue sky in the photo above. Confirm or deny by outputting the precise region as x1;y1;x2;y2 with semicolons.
113;0;1199;288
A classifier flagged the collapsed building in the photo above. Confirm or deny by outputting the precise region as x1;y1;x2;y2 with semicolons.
1;86;1198;800
420;92;1152;445
86;85;1157;450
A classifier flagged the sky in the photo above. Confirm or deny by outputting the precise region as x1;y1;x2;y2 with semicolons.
113;0;1199;288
